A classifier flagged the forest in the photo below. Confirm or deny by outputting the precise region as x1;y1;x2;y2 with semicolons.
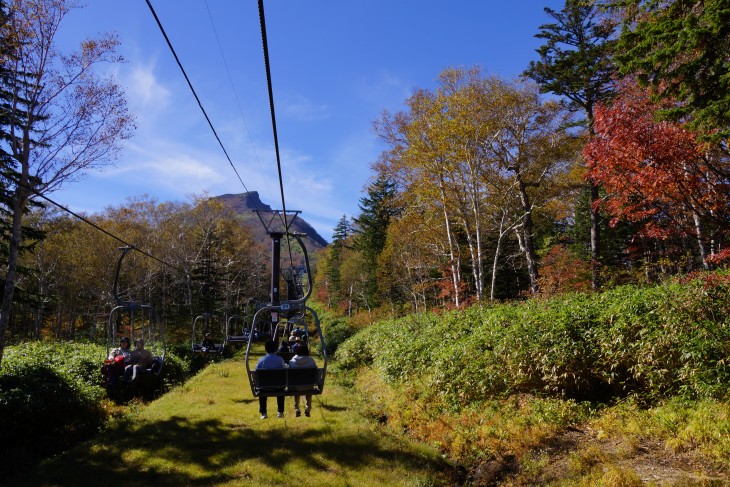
315;0;730;321
0;0;727;349
1;0;730;484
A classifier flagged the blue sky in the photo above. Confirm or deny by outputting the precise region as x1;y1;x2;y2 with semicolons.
52;1;563;241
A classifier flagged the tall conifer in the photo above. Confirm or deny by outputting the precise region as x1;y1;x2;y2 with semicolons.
523;0;618;290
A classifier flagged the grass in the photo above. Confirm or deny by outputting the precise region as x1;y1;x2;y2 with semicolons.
345;365;730;485
7;353;454;487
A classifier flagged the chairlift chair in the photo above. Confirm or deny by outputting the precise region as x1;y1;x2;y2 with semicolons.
104;247;166;389
244;213;327;398
191;312;224;354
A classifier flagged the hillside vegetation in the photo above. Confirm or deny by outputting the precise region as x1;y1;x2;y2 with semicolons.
0;342;191;475
336;271;730;484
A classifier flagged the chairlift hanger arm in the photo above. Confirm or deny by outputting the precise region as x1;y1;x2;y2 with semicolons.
286;233;313;305
112;246;134;306
254;209;301;234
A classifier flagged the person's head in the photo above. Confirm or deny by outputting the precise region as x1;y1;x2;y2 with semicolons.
289;335;296;342
134;338;144;350
264;340;278;354
297;345;309;356
120;337;130;349
205;333;212;339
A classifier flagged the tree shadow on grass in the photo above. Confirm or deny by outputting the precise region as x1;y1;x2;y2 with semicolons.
231;397;257;404
10;414;454;486
319;403;348;412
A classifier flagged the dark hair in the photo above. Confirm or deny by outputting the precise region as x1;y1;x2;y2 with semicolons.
297;345;309;356
264;340;278;354
120;337;130;344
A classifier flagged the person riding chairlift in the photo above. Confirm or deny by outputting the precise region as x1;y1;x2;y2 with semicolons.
104;336;131;388
201;332;215;352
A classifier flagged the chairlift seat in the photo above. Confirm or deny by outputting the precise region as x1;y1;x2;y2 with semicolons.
250;367;323;397
192;340;223;351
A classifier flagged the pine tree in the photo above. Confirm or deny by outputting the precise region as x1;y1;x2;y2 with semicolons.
323;215;352;307
616;0;730;136
0;0;44;312
353;176;399;306
523;0;618;290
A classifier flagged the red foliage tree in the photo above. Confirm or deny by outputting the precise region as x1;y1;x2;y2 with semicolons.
584;81;730;264
537;244;591;297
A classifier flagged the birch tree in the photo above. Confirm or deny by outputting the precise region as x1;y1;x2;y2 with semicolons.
0;0;134;363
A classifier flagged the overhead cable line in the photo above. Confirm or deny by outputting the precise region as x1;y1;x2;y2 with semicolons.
257;0;290;232
203;0;275;202
258;0;296;269
5;174;183;273
145;0;250;194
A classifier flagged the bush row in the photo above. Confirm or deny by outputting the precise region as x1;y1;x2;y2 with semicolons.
0;341;191;474
336;271;730;408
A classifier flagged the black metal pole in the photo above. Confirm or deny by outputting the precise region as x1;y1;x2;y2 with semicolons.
270;232;282;332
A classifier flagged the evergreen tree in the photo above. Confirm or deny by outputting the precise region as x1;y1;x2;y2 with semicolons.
191;228;224;315
331;215;353;247
0;0;44;313
616;0;730;136
353;176;399;306
523;0;618;290
0;0;17;243
323;215;352;307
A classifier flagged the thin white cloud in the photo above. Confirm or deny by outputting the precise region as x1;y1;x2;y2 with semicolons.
355;70;409;106
125;61;171;114
100;141;226;193
279;92;329;121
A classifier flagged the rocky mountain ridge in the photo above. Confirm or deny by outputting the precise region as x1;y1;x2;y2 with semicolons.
213;192;328;251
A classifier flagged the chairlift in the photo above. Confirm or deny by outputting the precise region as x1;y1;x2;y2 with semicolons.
245;212;327;398
226;299;266;344
191;312;224;354
103;247;165;389
224;314;247;344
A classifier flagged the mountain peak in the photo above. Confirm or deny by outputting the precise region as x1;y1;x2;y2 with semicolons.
217;192;271;212
213;192;328;249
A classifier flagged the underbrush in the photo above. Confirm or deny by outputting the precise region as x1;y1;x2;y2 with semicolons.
336;271;730;482
338;271;730;406
0;341;192;475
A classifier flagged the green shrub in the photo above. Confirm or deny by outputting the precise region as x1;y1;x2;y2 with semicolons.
0;341;195;474
337;271;730;407
320;317;357;358
0;342;107;474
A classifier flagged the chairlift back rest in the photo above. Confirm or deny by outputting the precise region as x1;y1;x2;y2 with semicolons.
251;368;322;396
150;356;163;375
277;351;294;362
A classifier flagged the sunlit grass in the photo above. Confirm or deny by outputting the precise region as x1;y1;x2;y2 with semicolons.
8;355;453;486
591;397;730;466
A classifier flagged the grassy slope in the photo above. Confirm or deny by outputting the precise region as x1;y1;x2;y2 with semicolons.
9;354;454;487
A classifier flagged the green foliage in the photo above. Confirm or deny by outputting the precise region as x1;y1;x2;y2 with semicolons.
321;317;357;358
0;342;107;474
337;271;730;409
523;0;617;123
0;341;195;474
616;0;730;135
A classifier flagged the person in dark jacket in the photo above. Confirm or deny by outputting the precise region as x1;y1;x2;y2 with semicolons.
256;340;287;419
